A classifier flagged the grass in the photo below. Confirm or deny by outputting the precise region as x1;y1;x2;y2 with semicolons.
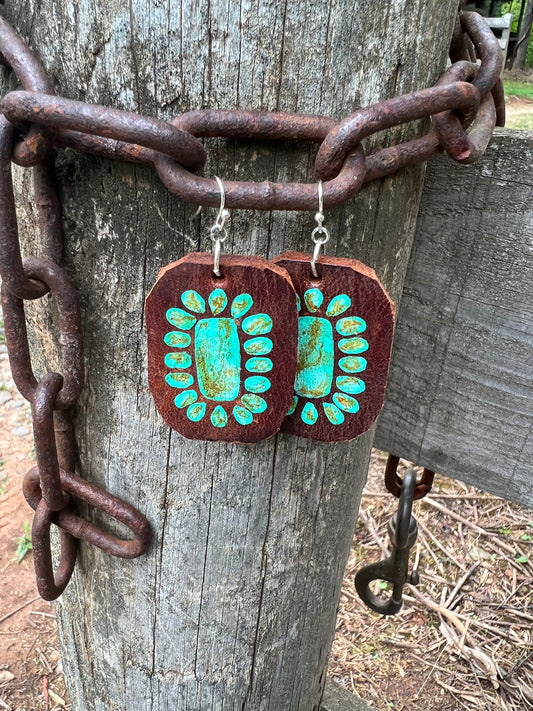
15;521;33;562
503;79;533;101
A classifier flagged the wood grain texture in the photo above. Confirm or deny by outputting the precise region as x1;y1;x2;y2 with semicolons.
376;129;533;509
146;253;298;443
274;252;395;442
0;0;457;708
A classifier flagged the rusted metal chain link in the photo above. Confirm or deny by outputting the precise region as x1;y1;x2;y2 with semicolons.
0;9;503;598
384;454;435;501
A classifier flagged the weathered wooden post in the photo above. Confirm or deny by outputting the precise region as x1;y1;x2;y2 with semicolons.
1;0;458;708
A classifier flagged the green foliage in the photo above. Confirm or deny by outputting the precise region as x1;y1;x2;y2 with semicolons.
15;521;33;562
504;78;533;98
502;1;533;68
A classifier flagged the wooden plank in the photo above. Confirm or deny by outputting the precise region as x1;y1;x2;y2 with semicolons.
375;129;533;508
321;678;376;711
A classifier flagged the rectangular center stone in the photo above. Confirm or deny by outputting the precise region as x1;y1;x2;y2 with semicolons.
195;318;241;401
295;316;334;398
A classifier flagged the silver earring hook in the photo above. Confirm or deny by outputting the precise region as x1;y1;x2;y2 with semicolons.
210;176;230;277
310;180;330;278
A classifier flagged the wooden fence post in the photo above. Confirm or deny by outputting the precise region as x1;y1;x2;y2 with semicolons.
3;0;457;708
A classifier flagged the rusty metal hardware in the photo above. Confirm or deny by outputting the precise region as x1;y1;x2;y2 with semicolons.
384;454;435;500
32;499;78;601
0;11;503;211
355;469;419;616
0;9;502;599
23;467;152;559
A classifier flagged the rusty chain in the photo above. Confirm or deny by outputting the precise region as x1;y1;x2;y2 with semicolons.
0;10;502;599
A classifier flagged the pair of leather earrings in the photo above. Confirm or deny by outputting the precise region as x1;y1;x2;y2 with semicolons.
145;179;395;444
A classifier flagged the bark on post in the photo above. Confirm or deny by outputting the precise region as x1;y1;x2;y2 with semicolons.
3;1;457;708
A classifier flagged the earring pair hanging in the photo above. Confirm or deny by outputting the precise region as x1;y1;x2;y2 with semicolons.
145;177;394;444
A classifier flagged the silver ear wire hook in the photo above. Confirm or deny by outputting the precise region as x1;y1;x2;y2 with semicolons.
210;176;229;277
310;180;330;278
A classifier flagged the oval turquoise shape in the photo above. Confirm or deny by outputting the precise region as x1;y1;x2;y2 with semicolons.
323;402;345;425
241;394;267;413
187;402;206;422
164;352;192;369
211;405;228;427
166;308;197;330
242;314;273;335
181;290;205;313
326;294;351;317
245;376;271;393
287;395;298;416
164;331;191;348
209;289;228;315
244;337;273;355
336;376;365;394
333;392;360;413
339;337;368;354
301;402;318;425
166;373;194;388
231;293;253;318
336;316;366;336
246;357;273;373
339;356;367;373
174;390;198;408
304;288;323;313
233;405;253;425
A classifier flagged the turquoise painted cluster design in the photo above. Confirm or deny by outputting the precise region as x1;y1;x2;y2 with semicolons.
288;288;368;426
164;289;273;427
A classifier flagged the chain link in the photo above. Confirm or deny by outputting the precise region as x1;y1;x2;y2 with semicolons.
0;9;503;598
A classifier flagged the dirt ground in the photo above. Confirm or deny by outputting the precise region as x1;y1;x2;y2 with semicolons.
504;95;533;128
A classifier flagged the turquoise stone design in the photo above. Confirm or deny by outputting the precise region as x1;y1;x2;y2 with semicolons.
209;289;228;315
245;376;271;393
242;314;272;335
175;390;198;408
233;405;253;425
337;316;366;336
195;318;240;401
246;357;273;373
244;337;273;355
166;308;197;330
164;352;192;369
336;376;365;394
339;356;367;373
164;332;191;348
241;394;267;413
323;402;344;425
326;294;351;317
304;288;323;313
231;293;253;318
166;373;194;388
211;405;228;427
339;337;368;354
333;392;360;413
287;395;298;416
302;402;318;424
163;287;274;427
295;317;334;398
181;290;205;313
290;289;368;427
187;402;206;421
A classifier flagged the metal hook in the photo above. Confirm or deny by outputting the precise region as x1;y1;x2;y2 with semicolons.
354;468;419;615
310;179;330;278
210;176;230;277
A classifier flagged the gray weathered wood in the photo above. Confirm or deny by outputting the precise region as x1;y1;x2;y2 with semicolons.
2;0;457;708
321;679;375;711
376;129;533;508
